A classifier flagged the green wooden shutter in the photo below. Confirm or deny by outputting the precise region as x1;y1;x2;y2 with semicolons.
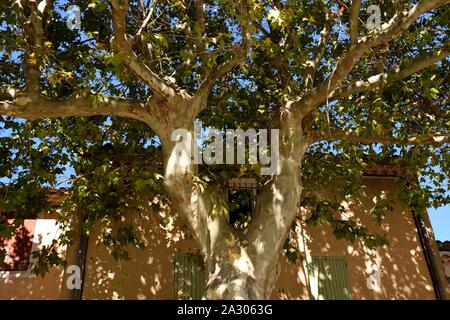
173;253;206;300
308;256;351;300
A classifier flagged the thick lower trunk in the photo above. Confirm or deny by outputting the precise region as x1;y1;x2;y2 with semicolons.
203;129;308;299
246;156;303;296
159;104;309;300
204;237;275;300
205;251;255;299
203;227;284;300
202;176;304;300
161;128;212;260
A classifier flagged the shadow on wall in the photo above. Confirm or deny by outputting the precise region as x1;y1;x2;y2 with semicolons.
273;177;436;300
0;268;63;300
1;176;440;300
0;219;64;300
438;250;450;286
82;177;438;300
82;196;200;300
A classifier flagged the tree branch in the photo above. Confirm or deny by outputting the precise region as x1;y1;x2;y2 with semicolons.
349;0;362;47
110;0;181;99
193;0;251;111
295;0;450;116
368;0;450;47
194;0;207;75
414;95;450;121
136;0;158;36
304;4;333;90
15;0;50;95
253;18;291;91
0;92;151;124
330;49;449;100
314;10;332;68
311;128;450;147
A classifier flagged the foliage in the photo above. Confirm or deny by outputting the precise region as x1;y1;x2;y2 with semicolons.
0;0;448;276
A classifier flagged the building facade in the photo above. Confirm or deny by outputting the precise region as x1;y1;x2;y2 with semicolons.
1;174;449;300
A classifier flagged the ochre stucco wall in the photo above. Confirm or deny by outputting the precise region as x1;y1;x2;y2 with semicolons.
0;177;445;300
81;177;440;300
440;251;450;278
82;210;200;300
0;268;63;299
273;177;437;300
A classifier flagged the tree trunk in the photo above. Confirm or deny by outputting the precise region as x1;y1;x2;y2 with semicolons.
205;241;261;300
159;101;309;300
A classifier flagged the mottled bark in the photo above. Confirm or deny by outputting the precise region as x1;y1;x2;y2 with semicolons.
160;101;309;300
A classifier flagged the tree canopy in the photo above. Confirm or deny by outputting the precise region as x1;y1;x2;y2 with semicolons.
0;0;449;299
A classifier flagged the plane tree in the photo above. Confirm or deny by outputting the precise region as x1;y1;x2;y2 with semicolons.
0;0;449;299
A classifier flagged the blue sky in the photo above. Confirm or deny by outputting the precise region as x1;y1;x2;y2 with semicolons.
428;206;450;241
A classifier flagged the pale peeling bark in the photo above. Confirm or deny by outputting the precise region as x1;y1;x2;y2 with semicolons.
59;213;84;300
349;0;362;47
110;0;178;99
204;106;309;300
205;240;258;300
1;0;448;301
330;49;449;101
160;125;254;299
298;0;450;116
245;106;309;299
158;100;310;300
160;128;210;257
0;93;151;123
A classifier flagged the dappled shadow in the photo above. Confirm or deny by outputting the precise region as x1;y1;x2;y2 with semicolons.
83;176;440;300
0;176;443;300
82;195;200;300
438;250;450;281
272;177;437;300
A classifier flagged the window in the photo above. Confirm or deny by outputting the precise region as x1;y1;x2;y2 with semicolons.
307;256;352;300
0;219;36;271
1;217;61;275
173;253;206;300
228;178;257;228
